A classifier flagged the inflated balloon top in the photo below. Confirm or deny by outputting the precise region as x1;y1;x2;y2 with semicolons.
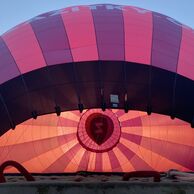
0;4;194;135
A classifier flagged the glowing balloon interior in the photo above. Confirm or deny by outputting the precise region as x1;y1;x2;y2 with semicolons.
0;109;194;173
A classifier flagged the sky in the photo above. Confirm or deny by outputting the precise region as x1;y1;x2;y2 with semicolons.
0;0;194;35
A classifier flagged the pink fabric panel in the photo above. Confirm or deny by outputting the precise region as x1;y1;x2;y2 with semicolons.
2;23;46;74
61;6;98;62
95;153;102;171
78;151;90;171
108;150;122;171
177;27;194;80
44;143;80;172
123;6;152;65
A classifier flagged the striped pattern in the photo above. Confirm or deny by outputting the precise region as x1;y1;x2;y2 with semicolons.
151;12;182;72
0;4;194;83
0;109;193;173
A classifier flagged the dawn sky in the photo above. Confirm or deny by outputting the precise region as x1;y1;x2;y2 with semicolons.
0;0;194;34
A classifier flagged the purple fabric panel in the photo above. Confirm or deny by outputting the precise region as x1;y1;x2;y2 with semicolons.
152;13;182;72
30;12;73;65
91;5;125;60
0;37;20;84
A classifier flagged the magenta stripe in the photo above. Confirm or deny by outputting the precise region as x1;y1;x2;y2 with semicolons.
95;153;102;171
0;37;20;84
121;117;142;127
152;13;182;72
0;134;73;165
108;150;122;171
91;5;125;60
117;143;135;160
58;117;78;127
142;137;194;170
118;143;153;170
130;155;154;171
30;12;73;65
117;142;153;170
129;133;194;171
44;143;80;172
114;109;125;117
57;134;76;145
122;133;142;145
78;151;90;171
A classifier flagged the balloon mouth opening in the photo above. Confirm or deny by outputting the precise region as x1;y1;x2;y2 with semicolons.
77;109;121;153
85;113;114;145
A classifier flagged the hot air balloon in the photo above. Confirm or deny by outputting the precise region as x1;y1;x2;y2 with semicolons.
0;4;194;174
